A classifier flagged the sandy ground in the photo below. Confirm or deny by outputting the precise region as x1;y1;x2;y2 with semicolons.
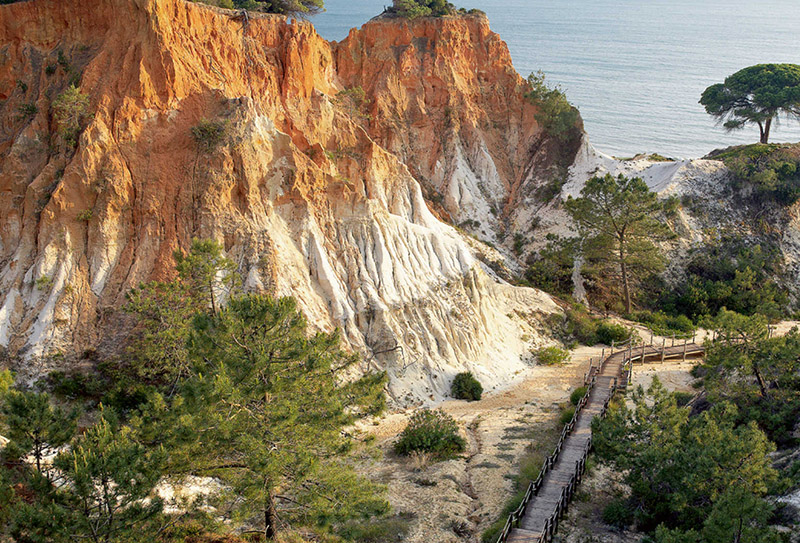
354;322;799;543
353;346;599;543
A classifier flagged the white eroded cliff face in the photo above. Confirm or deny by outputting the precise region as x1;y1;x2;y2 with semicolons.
0;0;562;403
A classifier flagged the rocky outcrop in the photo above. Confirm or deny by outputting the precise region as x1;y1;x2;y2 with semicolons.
0;0;564;403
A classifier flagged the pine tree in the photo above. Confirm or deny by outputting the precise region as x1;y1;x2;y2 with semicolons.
170;294;388;539
565;173;674;313
1;390;78;475
123;238;237;390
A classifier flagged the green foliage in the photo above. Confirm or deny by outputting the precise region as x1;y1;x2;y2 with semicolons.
525;71;581;142
123;238;236;392
602;499;634;529
627;310;695;338
593;378;778;533
565;173;675;313
711;143;800;204
52;85;90;147
165;294;388;537
450;372;483;401
535;345;570;366
194;0;324;15
556;306;632;346
0;397;164;543
173;238;237;315
700;311;800;446
394;408;466;457
191;118;228;153
336;515;411;543
16;102;37;120
700;64;800;144
76;208;93;221
393;0;456;19
523;234;575;298
559;405;575;425
570;386;587;406
1;390;78;473
595;321;632;345
34;275;53;291
659;238;788;321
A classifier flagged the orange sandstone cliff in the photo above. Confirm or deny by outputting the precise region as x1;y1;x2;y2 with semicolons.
0;0;571;402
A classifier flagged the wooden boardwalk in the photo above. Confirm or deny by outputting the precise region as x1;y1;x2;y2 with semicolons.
498;340;705;543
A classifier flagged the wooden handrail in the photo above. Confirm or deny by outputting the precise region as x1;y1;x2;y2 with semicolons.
496;342;704;543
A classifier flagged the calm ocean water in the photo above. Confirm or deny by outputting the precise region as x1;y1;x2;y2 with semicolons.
312;0;800;158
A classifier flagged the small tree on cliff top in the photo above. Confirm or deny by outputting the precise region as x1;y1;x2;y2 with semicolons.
565;173;674;313
526;71;581;142
700;64;800;144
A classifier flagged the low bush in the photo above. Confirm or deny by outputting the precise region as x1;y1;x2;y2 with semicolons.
709;143;800;205
451;372;483;401
627;310;694;338
570;386;587;406
595;322;632;345
191;119;228;153
336;515;411;543
535;346;570;366
559;406;576;425
602;499;634;529
394;409;466;458
52;85;90;146
392;0;456;19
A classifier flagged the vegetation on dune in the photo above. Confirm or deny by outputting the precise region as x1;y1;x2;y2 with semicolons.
708;143;800;205
534;345;570;366
700;63;800;144
0;239;389;542
394;409;466;458
450;371;483;401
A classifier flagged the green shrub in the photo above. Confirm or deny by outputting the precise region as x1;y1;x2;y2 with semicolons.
570;386;587;406
525;71;581;142
595;322;631;345
602;499;634;529
52;85;90;146
17;102;38;120
394;409;466;457
559;406;576;425
191;118;228;153
451;372;483;401
523;235;575;297
76;209;93;221
336;515;411;543
393;0;456;19
628;310;695;337
709;143;800;205
535;346;570;366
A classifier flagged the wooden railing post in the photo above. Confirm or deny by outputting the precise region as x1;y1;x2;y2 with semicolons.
682;338;687;361
611;340;615;356
661;338;666;363
671;334;675;347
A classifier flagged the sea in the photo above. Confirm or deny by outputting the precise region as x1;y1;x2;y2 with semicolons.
311;0;800;159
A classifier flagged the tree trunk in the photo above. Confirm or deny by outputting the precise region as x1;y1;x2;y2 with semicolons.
264;488;278;540
762;117;772;144
752;362;771;401
619;242;632;314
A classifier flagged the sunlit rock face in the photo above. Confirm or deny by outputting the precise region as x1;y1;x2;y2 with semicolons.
0;0;567;403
